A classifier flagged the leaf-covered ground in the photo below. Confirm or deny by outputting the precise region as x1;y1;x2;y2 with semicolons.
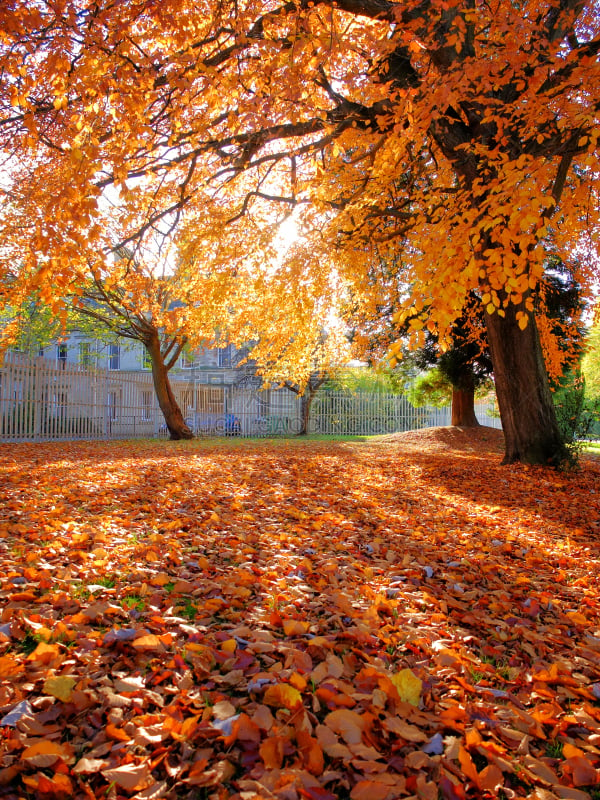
1;429;600;800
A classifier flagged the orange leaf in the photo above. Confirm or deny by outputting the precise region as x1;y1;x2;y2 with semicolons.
283;619;309;636
22;741;71;768
0;655;23;677
23;772;73;798
259;735;284;769
565;756;599;787
233;713;261;744
297;729;325;776
324;709;365;744
132;634;163;651
563;743;585;759
382;718;427;742
350;780;390;800
289;672;308;691
477;765;504;793
150;573;172;586
26;641;61;663
458;745;479;784
101;762;154;791
105;722;131;742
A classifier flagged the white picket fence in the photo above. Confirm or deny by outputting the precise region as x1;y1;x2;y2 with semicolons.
0;351;501;442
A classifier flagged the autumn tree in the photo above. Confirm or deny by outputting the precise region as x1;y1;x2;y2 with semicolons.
72;253;198;440
401;258;585;427
284;371;329;436
0;0;598;464
246;324;351;435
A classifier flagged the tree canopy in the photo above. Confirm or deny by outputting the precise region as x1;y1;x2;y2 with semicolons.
0;0;598;462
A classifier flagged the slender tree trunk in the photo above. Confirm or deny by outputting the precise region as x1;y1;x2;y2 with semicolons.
298;392;313;435
145;336;193;440
484;301;566;465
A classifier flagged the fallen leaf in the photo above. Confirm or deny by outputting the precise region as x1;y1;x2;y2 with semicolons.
21;741;72;768
43;676;77;702
350;780;391;800
390;669;422;706
263;683;303;710
101;762;154;791
325;709;365;744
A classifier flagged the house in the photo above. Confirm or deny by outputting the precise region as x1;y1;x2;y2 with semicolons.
37;333;250;387
2;331;296;440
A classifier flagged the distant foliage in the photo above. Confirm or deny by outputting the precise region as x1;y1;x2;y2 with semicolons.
582;324;600;402
553;374;600;462
325;368;408;396
408;368;452;409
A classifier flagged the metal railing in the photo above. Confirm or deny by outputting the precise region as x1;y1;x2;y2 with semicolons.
0;351;501;442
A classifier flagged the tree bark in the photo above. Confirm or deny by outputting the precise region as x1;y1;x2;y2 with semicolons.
285;371;327;435
145;336;193;440
298;393;313;435
451;388;480;426
484;301;567;466
449;362;480;426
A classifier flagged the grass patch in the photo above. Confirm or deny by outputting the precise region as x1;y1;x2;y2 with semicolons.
121;595;147;612
582;440;600;454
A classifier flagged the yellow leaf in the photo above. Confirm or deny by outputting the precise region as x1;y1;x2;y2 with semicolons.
263;683;303;710
43;675;76;702
518;315;528;330
390;668;422;706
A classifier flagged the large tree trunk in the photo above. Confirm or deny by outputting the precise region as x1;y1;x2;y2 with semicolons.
146;337;193;440
484;301;566;466
450;364;479;426
451;389;479;426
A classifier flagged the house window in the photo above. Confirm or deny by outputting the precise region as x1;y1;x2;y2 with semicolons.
218;344;233;368
181;350;197;369
141;390;152;421
109;343;120;370
141;348;152;370
57;343;67;365
79;342;93;368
